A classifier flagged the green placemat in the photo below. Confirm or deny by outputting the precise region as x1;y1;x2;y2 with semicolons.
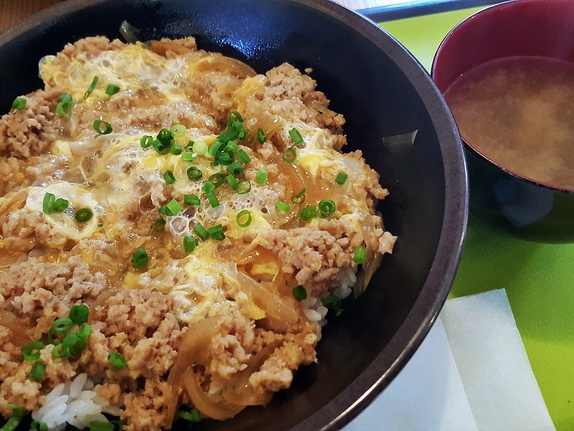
380;7;574;430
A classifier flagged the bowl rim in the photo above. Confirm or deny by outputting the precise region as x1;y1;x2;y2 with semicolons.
0;0;469;429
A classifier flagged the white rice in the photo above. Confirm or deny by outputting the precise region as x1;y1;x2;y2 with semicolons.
32;373;121;431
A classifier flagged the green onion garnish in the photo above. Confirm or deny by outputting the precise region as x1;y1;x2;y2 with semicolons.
206;191;220;208
52;317;74;334
53;198;69;212
256;169;268;185
208;172;226;187
181;152;194;162
237;149;251;164
105;84;120;96
93;119;112;135
275;200;290;213
178;406;203;423
153;139;171;155
21;341;44;362
2;404;27;431
282;147;297;163
235;179;251;195
207;224;225;240
353;246;367;264
170;124;187;138
56;93;73;117
157;128;173;144
227;161;244;177
226;174;239;190
202;181;216;194
131;247;149;269
62;333;85;359
76;323;92;341
335;172;348;185
321;293;343;316
108;352;127;370
236;210;252;227
170;144;182;155
184;194;200;206
30;420;48;431
84;76;99;99
75;208;93;223
299;205;318;221
164;170;176;184
89;421;115;431
42;192;56;214
318;199;336;217
165;198;182;215
140;135;153;148
289;127;304;145
153;218;166;233
291;188;306;204
69;304;89;324
292;285;307;301
11;97;26;110
256;128;266;143
183;235;196;253
193;223;209;241
29;360;46;381
187;166;202;181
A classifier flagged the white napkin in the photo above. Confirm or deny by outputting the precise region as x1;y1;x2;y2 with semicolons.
343;289;555;431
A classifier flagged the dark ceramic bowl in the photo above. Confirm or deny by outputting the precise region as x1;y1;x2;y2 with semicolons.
0;1;467;430
432;0;574;243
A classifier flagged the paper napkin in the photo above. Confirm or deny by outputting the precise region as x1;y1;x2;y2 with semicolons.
343;289;555;431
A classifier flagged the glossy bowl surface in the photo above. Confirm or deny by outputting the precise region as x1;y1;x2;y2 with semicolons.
0;1;467;429
432;0;574;242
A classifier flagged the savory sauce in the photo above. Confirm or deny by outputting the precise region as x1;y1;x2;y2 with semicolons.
444;56;574;191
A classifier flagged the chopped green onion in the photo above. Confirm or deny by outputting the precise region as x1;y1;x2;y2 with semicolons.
164;170;176;184
105;84;120;96
30;420;48;431
227;161;244;176
292;285;307;301
153;218;166;233
170;124;187;138
84;76;99;99
187;166;202;181
152;139;171;155
185;141;194;150
177;407;203;423
108;352;127;370
225;140;238;154
235;179;251;195
75;208;93;223
131;247;149;269
183;235;196;253
321;293;343;316
208;140;225;157
140;135;153;148
42;192;56;214
282;147;297;163
21;341;45;362
202;181;216;194
226;173;239;190
256;169;268;185
170;144;182;155
237;149;251;164
165;198;182;215
181;152;194;162
236;210;252;227
89;421;115;431
52;344;65;359
58;93;72;103
206;191;220;208
208;172;226;187
76;323;92;341
318;199;336;217
29;360;46;381
289;127;304;145
335;172;348;185
353;246;367;264
275;200;290;213
62;333;85;359
11;97;26;110
291;188;306;204
52;317;73;334
56;93;73;117
207;224;225;241
2;404;27;431
69;304;89;324
53;198;69;212
157;128;173;144
299;205;318;221
256;128;266;143
93;119;112;135
184;194;200;206
193;223;209;241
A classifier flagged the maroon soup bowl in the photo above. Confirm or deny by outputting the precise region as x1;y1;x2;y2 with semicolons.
433;0;574;243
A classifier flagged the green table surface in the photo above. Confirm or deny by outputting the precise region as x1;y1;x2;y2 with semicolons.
380;7;574;430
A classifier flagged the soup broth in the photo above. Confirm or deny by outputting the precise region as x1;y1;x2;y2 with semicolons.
445;56;574;191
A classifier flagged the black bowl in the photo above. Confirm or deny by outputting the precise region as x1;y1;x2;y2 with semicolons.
0;1;467;430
